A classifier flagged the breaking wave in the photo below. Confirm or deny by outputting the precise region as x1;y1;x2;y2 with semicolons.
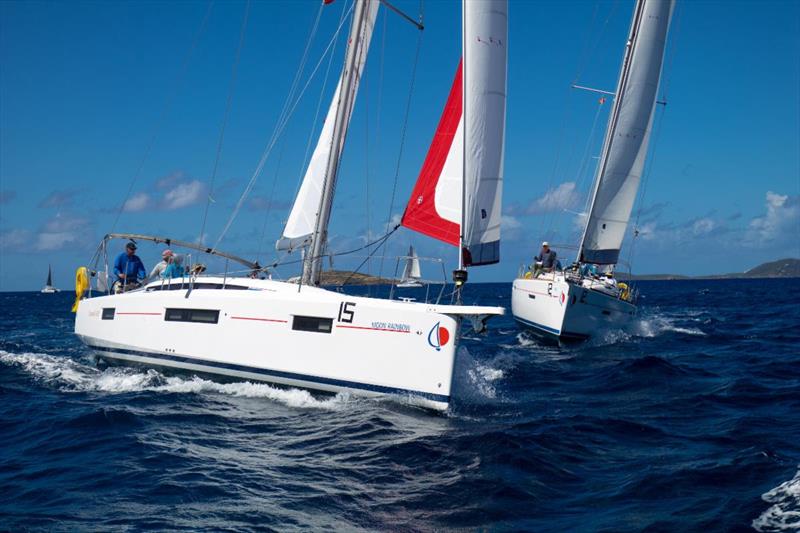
753;468;800;532
633;313;707;338
0;350;350;410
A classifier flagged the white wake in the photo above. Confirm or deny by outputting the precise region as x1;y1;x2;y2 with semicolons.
0;350;350;410
753;468;800;532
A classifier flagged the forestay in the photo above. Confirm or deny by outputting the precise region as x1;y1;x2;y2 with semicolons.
401;0;507;267
579;0;674;265
276;0;380;252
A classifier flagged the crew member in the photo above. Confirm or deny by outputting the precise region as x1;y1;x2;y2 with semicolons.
534;241;558;275
147;249;173;282
113;242;146;291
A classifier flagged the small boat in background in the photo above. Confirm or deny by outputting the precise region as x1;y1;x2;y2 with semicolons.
41;265;60;293
397;246;423;288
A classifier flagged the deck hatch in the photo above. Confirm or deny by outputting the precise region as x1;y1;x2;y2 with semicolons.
292;315;333;334
165;308;220;324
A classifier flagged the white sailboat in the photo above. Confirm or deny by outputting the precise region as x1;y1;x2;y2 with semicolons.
73;0;508;411
512;0;674;340
397;246;423;288
41;265;59;293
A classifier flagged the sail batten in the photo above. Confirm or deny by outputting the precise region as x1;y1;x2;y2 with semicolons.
578;0;674;265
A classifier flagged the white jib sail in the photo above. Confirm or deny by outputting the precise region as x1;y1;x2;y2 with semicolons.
277;0;380;252
402;246;422;280
461;0;507;266
580;0;674;265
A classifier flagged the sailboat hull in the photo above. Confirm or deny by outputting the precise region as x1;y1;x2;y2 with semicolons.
511;275;635;340
75;277;502;411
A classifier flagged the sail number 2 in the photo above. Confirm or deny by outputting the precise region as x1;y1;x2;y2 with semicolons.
338;302;356;323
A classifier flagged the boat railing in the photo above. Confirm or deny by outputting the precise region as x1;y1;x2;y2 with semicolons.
388;255;448;305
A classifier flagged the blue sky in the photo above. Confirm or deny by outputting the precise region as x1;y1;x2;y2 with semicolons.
1;0;798;291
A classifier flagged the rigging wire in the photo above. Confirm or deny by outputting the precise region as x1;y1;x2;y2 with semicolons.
292;0;347;206
198;0;251;247
365;9;389;286
537;0;619;244
569;100;607;227
212;1;353;253
376;1;424;280
255;139;285;264
110;1;214;234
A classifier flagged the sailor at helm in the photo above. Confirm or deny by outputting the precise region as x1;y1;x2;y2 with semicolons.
533;241;558;276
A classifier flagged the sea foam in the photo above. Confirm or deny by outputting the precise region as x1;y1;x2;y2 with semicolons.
753;468;800;532
0;350;349;411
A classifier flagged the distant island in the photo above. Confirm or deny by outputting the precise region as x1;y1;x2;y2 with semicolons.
319;270;395;286
619;258;800;281
318;258;800;286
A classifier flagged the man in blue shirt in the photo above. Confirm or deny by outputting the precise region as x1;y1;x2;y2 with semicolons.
113;242;147;290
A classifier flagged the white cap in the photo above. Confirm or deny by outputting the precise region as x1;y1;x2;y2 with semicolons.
542;241;549;247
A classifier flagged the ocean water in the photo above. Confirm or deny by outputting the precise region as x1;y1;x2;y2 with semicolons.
1;278;799;531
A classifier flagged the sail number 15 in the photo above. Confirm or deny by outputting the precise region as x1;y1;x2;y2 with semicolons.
338;301;356;323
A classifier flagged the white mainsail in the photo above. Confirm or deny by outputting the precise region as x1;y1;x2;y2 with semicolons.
276;0;380;252
579;0;674;265
401;0;507;268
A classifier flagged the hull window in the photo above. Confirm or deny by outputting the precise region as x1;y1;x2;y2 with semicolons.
102;308;115;320
292;315;333;334
165;308;220;324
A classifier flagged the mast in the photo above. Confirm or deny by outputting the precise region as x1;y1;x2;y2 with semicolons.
46;265;52;287
576;0;673;265
305;0;371;286
458;0;467;274
576;0;645;264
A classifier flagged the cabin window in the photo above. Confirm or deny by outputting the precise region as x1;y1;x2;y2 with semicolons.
164;308;220;324
102;308;115;320
292;315;333;334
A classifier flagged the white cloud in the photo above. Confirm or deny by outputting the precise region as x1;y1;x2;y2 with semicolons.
155;170;185;190
0;228;32;251
162;180;205;210
35;213;91;251
526;182;581;215
123;192;151;212
747;191;800;243
636;221;659;241
501;215;521;230
501;215;523;240
692;217;715;236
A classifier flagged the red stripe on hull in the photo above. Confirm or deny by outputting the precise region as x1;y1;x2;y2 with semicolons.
231;316;288;323
400;59;462;247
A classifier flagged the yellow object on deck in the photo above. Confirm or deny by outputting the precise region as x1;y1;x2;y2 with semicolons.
72;266;89;312
618;282;630;301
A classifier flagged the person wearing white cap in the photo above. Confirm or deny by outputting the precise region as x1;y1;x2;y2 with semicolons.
146;249;174;283
533;241;558;277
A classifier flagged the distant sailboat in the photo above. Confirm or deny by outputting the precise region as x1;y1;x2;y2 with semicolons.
397;246;423;288
41;265;59;293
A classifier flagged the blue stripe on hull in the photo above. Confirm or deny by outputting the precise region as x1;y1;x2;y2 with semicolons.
86;344;450;404
513;316;589;341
